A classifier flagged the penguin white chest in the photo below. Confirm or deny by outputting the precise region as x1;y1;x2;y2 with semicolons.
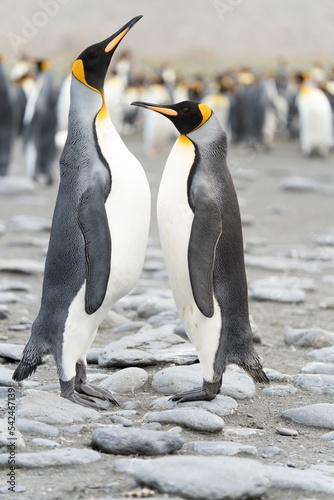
157;136;222;382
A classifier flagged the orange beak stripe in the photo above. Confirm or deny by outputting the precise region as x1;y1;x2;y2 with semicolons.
105;28;129;52
146;105;178;116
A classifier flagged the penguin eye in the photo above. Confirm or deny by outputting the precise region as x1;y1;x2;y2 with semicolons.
182;107;190;113
89;50;100;59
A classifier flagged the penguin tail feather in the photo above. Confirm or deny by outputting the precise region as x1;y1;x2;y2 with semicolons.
239;360;270;385
12;345;43;382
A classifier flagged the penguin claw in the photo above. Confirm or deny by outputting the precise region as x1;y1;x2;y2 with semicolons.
64;392;110;410
169;388;217;403
76;382;119;406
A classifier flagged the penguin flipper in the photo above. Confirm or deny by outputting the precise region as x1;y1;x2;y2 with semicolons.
188;198;222;318
78;186;111;315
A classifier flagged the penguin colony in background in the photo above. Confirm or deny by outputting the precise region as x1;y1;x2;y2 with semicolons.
13;16;151;408
132;100;269;401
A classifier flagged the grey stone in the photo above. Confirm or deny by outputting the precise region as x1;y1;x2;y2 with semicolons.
151;394;238;417
0;292;20;303
63;424;85;434
249;286;305;303
0;447;100;468
99;367;148;393
141;422;162;431
99;325;197;368
320;431;334;441
261;384;297;397
308;346;334;362
261;445;281;458
0;280;31;292
186;441;257;456
320;297;334;309
114;456;271;499
0;343;24;361
147;310;181;327
86;347;103;364
291;374;334;395
312;233;334;246
144;408;224;433
17;419;59;437
137;297;176;318
0;418;25;452
31;438;61;447
276;427;298;436
92;426;184;456
110;321;150;336
17;391;101;424
0;259;44;274
263;368;290;382
252;276;315;291
0;305;9;320
302;362;334;374
220;369;256;399
285;327;334;348
281;176;319;192
0;176;35;196
282;403;334;429
110;415;133;427
0;365;15;386
245;254;320;273
116;455;334;496
7;236;49;248
6;215;51;232
224;427;265;437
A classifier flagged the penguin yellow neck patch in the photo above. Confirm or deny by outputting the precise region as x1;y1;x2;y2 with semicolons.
72;59;98;93
177;134;193;146
194;103;212;131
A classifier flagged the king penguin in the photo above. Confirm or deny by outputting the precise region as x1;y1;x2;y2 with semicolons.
132;100;269;402
0;56;14;176
13;16;151;408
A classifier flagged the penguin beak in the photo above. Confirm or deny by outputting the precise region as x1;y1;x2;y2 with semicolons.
131;101;178;116
104;15;142;53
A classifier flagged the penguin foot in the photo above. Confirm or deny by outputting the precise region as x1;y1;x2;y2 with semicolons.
170;380;221;403
60;379;110;409
74;361;119;406
76;382;119;407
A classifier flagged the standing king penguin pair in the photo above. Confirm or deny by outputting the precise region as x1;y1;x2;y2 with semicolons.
14;16;268;407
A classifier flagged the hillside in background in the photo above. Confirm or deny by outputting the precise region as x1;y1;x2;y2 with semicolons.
1;0;334;75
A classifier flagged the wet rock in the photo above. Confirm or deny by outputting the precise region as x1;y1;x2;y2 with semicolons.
220;369;256;399
301;362;334;374
307;346;334;362
99;325;197;368
17;391;101;424
291;374;334;395
92;426;184;456
276;427;298;437
147;310;181;327
0;259;44;274
86;347;103;364
151;394;238;417
0;343;24;361
284;327;334;348
6;215;51;232
0;418;25;452
110;321;150;337
261;384;297;396
0;366;15;386
282;403;334;429
263;368;290;382
281;176;319;192
17;419;59;437
185;440;257;456
109;415;133;427
144;408;224;433
99;367;148;394
0;447;100;468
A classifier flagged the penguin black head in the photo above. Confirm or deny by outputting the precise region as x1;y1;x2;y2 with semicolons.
72;15;142;93
131;100;213;135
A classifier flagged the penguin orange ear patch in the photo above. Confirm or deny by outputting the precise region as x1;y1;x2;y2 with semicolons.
196;103;212;129
72;59;86;85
